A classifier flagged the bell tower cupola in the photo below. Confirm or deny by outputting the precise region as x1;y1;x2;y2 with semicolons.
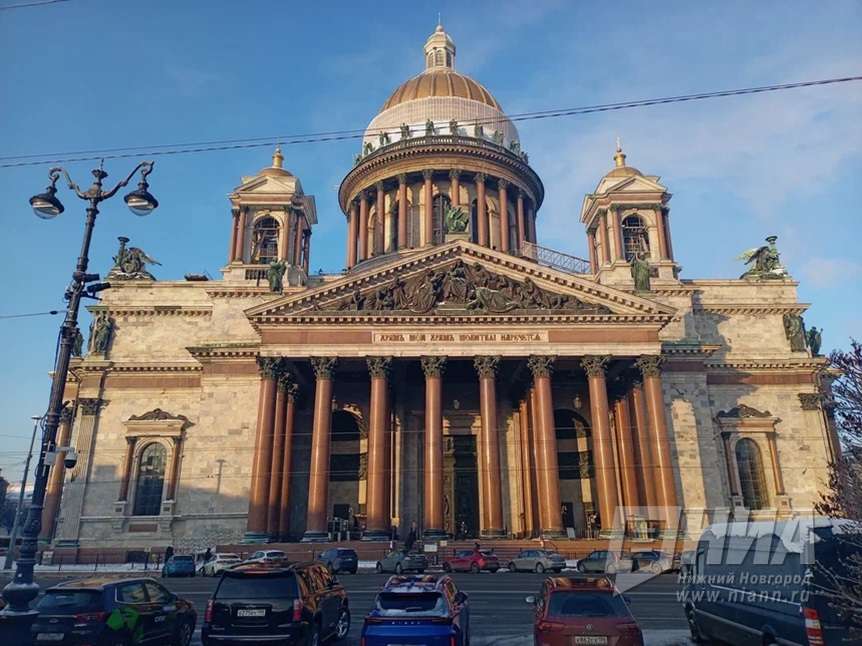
425;22;456;69
224;147;318;287
580;141;678;287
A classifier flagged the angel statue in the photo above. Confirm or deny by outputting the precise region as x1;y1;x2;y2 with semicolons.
807;326;822;356
630;250;651;292
267;260;286;293
444;205;469;234
107;236;160;280
737;235;788;279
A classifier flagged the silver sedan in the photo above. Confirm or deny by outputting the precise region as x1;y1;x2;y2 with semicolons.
507;549;566;573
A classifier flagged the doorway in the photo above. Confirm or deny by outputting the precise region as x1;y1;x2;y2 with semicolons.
444;434;479;539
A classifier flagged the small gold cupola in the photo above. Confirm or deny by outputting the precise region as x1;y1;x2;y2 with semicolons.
424;22;456;70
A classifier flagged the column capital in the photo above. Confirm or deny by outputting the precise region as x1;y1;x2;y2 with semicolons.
475;172;486;183
635;355;664;377
375;180;385;192
367;356;393;378
397;173;407;185
474;355;501;378
125;435;138;447
311;357;338;380
581;355;610;377
449;168;461;180
277;370;296;392
363;187;376;200
421;356;447;377
798;393;822;410
257;356;283;379
527;355;556;378
359;190;370;203
515;186;524;198
79;398;104;416
497;178;509;190
422;169;434;180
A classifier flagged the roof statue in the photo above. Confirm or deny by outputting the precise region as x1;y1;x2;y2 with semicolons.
737;235;789;279
107;236;160;281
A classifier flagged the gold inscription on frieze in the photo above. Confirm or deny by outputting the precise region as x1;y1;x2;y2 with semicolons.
372;331;548;344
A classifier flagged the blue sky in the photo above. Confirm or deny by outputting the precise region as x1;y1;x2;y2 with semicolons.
0;1;860;484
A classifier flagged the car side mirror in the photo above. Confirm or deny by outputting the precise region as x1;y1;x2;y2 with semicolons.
525;595;536;605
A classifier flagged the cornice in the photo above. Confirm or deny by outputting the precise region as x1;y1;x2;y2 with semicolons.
70;361;202;377
694;303;809;316
661;342;721;357
186;343;261;360
706;357;828;371
206;285;280;298
88;305;212;318
257;313;671;326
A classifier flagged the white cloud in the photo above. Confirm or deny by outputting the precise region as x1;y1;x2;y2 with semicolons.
800;257;862;289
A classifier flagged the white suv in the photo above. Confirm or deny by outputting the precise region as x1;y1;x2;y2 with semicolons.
201;552;242;575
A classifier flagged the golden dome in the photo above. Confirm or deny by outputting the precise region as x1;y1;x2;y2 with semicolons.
381;69;502;112
605;139;642;178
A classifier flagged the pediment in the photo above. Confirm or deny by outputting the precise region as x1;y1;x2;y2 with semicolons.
597;173;666;196
232;172;301;196
246;241;676;326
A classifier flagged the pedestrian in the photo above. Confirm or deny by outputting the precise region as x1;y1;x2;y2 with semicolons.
405;521;417;552
165;545;174;561
204;547;212;563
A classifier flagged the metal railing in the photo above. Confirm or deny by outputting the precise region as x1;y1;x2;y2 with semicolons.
521;241;592;275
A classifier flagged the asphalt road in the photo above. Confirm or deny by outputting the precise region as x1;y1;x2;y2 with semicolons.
3;571;688;644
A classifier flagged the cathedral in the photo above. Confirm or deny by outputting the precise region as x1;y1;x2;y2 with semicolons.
44;26;837;555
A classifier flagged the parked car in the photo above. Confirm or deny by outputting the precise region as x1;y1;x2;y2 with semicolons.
201;562;350;645
163;554;197;577
683;518;860;646
200;552;242;576
507;549;566;573
628;550;673;574
362;574;470;646
527;575;643;646
376;550;427;574
32;576;196;646
576;550;633;574
244;549;287;565
443;548;500;573
319;547;358;574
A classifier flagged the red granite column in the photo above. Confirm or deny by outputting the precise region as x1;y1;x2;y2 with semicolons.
527;202;537;243
40;407;75;541
449;169;460;209
582;355;620;535
421;356;447;539
529;356;564;537
497;179;509;253
397;174;408;249
612;395;641;514
267;374;290;537
598;213;611;266
228;208;239;262
245;358;280;540
474;356;504;537
423;170;434;246
476;173;488;247
375;181;385;256
347;201;358;268
636;356;679;532
358;191;369;262
517;397;536;537
278;381;298;539
587;230;598;273
303;357;337;541
365;357;392;540
233;207;247;262
516;190;526;255
630;383;658;511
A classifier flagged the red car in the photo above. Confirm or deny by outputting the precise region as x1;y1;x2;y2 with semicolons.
526;575;643;646
443;548;500;573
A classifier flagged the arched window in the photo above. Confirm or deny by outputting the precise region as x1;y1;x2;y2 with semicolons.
133;443;167;516
389;199;400;251
554;409;592;480
735;439;769;510
470;199;479;243
507;205;519;252
367;210;378;257
408;203;421;248
251;216;279;264
435;49;444;66
431;194;450;244
621;215;649;261
330;411;361;483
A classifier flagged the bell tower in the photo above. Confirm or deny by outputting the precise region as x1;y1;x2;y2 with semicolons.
580;142;677;286
224;148;317;286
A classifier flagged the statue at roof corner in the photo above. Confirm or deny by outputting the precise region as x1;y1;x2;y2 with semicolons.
425;119;437;136
400;123;412;139
363;141;374;156
107;236;160;281
473;123;484;139
492;130;503;146
449;118;459;135
378;131;391;147
267;260;286;293
807;325;822;356
71;327;84;357
738;235;788;279
631;251;652;292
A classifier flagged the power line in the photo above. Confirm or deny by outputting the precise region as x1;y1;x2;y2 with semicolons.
0;310;62;320
0;0;70;10
1;75;859;169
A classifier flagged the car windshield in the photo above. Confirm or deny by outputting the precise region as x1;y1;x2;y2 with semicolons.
480;550;495;557
37;590;103;613
456;550;472;557
266;551;286;557
216;574;298;600
547;592;629;618
376;592;447;617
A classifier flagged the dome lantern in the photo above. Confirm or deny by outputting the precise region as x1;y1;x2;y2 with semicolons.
424;22;456;70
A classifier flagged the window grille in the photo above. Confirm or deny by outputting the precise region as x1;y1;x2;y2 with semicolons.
621;215;649;261
735;438;769;510
251;216;279;264
133;443;167;516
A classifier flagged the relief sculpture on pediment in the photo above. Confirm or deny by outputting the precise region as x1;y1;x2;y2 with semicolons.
334;260;611;315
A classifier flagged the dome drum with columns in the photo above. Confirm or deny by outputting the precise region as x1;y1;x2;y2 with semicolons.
339;25;542;270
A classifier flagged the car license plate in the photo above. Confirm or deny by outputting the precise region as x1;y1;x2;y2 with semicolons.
236;608;267;617
36;634;65;642
574;637;607;645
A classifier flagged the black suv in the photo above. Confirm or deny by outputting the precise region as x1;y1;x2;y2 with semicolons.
202;562;350;645
318;548;358;574
31;576;196;646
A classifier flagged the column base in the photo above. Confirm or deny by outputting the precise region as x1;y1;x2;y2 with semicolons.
300;531;329;543
422;529;447;541
361;529;390;542
598;528;625;539
539;529;566;540
241;532;270;544
480;528;506;539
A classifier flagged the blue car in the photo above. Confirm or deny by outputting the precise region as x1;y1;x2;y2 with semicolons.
162;554;197;577
362;574;470;646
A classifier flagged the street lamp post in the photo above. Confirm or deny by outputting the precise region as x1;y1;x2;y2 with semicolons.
0;162;158;638
2;416;42;572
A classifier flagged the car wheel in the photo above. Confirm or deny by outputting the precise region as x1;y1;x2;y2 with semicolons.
576;562;585;573
535;563;545;574
507;562;516;572
334;606;350;641
395;563;403;574
375;562;383;574
173;619;194;646
443;562;452;572
470;563;480;574
686;606;705;643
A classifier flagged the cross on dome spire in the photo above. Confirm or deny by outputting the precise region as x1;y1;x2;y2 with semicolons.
424;22;455;70
614;137;627;168
272;145;284;169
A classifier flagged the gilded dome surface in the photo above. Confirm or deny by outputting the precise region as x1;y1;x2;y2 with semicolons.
381;69;502;111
